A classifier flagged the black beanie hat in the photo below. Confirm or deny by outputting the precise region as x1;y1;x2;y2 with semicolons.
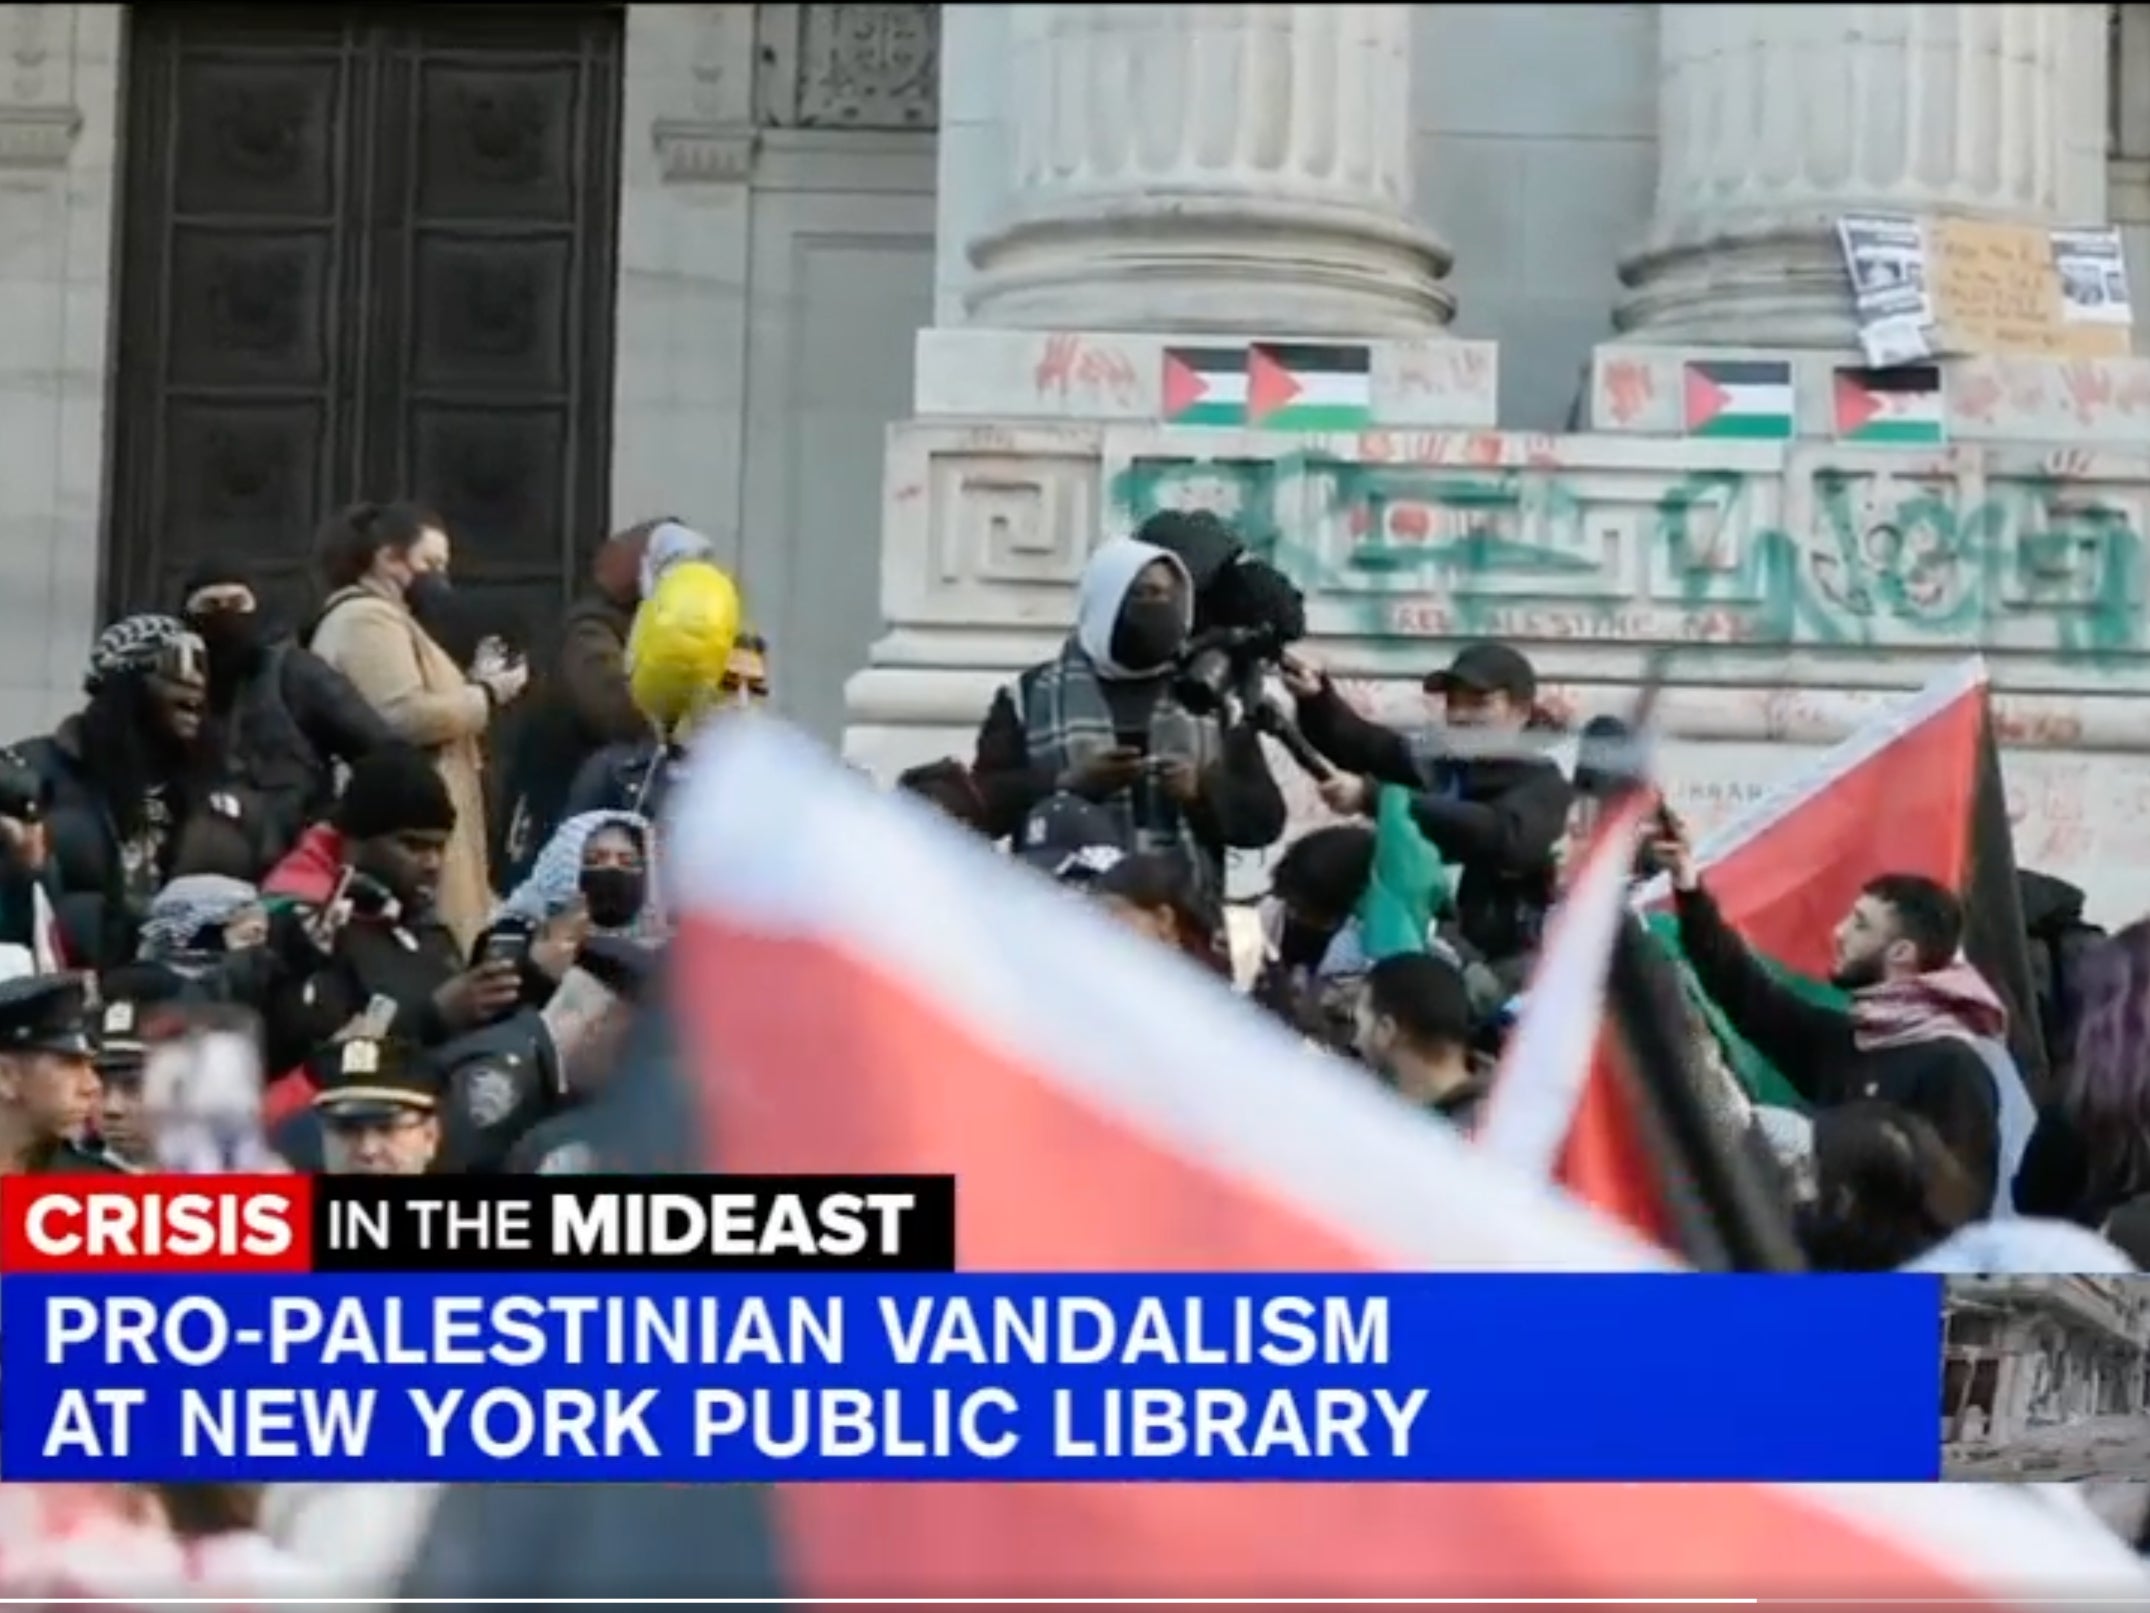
181;557;255;601
334;745;456;840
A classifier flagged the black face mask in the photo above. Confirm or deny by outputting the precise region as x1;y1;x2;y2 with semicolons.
580;866;646;930
1109;597;1186;674
189;611;265;686
406;572;454;622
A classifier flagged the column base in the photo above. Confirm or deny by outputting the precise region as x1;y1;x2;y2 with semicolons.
966;194;1457;338
1587;342;2150;443
1615;226;1866;349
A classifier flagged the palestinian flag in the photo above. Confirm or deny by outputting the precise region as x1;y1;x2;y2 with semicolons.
401;716;2144;1598
1248;343;1372;430
1161;346;1250;426
1644;910;1836;1111
1836;365;1944;444
1638;656;2046;1093
1683;358;1795;440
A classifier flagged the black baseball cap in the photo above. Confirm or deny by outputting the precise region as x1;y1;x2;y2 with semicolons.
1017;792;1128;876
1423;641;1537;704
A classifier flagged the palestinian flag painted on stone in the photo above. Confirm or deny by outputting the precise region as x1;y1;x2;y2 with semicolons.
1161;346;1250;426
1639;656;2046;1093
1683;358;1795;440
1247;342;1372;430
1835;365;1945;444
396;716;2141;1598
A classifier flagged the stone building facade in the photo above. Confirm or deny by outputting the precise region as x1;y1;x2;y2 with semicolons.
8;4;2150;915
858;2;2150;922
1944;1276;2150;1447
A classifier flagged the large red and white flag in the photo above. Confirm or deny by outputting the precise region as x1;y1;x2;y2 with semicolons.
1474;789;1674;1245
659;716;2146;1600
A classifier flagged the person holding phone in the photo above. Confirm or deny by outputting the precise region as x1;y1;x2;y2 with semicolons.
256;746;521;1085
480;810;657;1009
307;502;526;951
969;536;1286;910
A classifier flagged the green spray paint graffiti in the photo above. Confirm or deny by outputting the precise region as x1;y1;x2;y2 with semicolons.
1107;446;2146;665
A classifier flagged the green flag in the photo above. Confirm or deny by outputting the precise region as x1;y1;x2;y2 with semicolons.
1354;784;1451;961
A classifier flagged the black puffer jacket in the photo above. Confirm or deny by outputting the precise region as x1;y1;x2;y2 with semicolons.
207;639;394;868
1292;681;1571;970
13;716;211;967
497;591;644;887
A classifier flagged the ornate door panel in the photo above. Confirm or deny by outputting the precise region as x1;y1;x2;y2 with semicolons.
108;7;621;636
363;12;621;647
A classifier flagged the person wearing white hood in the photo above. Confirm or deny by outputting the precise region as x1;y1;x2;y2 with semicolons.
971;537;1287;909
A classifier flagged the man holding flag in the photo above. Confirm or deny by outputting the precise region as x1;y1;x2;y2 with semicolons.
1655;814;2012;1212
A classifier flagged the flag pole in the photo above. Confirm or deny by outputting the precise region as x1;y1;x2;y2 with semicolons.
1603;652;1804;1273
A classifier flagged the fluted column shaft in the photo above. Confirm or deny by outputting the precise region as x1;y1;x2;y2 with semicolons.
965;4;1452;336
1620;3;2102;345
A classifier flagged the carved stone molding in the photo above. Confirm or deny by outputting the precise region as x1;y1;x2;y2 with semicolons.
755;3;938;130
652;115;757;182
0;100;77;167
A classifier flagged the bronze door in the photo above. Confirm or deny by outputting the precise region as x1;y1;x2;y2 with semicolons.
107;6;621;640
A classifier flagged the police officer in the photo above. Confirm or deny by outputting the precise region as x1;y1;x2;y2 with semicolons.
502;936;662;1176
91;997;156;1167
314;1035;442;1176
0;973;129;1172
435;1006;560;1173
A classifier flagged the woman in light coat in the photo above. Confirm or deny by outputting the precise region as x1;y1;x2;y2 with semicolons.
307;501;525;949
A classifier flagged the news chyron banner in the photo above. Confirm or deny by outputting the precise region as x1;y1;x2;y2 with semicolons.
2;1175;1944;1483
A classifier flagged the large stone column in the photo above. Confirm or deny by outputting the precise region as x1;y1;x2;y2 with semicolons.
1617;3;2103;345
964;3;1452;336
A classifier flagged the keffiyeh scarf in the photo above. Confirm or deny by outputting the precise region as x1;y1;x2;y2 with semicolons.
495;810;662;937
86;614;189;693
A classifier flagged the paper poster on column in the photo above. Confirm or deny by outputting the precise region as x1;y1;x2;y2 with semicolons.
2049;227;2134;326
1837;214;1934;366
1836;215;2136;363
1924;217;2133;359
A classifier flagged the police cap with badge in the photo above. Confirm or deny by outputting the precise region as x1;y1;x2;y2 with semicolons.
93;998;150;1081
311;1035;439;1127
0;973;96;1059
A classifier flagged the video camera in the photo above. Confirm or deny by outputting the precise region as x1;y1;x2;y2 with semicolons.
1136;510;1336;783
1133;510;1308;720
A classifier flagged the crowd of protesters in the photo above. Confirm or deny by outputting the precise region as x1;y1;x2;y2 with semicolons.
896;510;2149;1280
0;495;2137;1260
0;503;764;1189
5;496;2150;1584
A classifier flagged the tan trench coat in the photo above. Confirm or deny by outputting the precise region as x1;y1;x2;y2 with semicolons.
309;581;493;951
